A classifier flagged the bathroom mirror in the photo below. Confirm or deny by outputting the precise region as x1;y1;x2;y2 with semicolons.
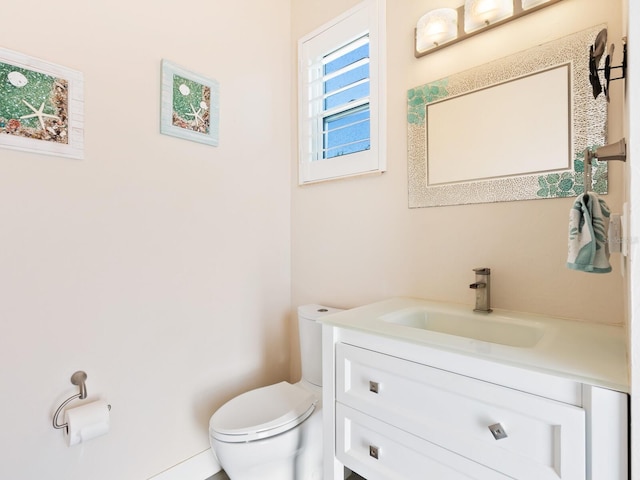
407;25;608;208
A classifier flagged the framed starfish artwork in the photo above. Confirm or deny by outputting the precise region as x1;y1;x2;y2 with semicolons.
160;60;220;147
0;47;84;159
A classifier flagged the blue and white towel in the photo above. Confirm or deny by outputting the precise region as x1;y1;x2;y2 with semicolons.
567;192;611;273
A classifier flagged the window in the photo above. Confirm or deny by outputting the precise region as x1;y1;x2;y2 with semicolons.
298;0;386;184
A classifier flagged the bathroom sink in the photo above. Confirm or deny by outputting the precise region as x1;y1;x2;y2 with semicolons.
379;307;544;348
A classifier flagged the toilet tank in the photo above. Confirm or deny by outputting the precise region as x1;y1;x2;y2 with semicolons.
298;304;343;387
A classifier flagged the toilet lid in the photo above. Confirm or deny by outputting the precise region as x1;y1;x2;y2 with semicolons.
209;381;317;443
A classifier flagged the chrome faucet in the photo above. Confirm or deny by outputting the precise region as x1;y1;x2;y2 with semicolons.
469;267;492;313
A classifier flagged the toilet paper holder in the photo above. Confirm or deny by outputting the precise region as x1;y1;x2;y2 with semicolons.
52;370;110;432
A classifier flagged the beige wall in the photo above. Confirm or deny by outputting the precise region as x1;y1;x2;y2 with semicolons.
291;0;625;377
0;1;291;479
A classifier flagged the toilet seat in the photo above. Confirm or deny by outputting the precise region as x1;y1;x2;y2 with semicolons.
209;381;316;443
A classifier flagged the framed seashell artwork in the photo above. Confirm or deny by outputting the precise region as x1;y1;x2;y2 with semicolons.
0;47;84;159
160;60;220;147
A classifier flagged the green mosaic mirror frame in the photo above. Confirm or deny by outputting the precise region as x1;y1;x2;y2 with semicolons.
407;25;608;208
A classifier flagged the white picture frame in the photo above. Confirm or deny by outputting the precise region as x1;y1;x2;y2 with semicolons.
0;47;84;160
160;60;220;147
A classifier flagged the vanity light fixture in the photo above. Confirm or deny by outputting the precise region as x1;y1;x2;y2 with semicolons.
464;0;513;33
415;0;565;57
521;0;552;9
416;8;458;52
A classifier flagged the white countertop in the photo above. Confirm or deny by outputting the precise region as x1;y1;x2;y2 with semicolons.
321;297;629;393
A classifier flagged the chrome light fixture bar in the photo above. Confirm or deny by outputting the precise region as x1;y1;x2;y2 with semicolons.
415;0;565;58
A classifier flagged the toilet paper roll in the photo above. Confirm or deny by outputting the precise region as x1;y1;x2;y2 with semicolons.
65;400;110;446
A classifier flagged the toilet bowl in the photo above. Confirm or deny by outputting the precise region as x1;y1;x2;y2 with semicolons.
209;304;342;480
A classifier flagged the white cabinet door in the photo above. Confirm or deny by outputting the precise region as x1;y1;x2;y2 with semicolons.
337;403;513;480
337;343;586;480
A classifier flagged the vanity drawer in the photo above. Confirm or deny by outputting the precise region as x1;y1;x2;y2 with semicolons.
336;402;511;480
336;343;586;480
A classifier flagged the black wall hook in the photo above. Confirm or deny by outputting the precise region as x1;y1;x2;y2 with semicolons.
589;28;627;102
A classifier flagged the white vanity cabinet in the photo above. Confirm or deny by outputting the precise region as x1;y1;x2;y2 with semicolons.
321;300;629;480
336;342;586;480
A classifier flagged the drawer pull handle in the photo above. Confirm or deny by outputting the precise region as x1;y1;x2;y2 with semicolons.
369;381;379;394
369;445;379;459
488;423;508;440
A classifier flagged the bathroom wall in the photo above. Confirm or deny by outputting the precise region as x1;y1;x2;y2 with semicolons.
624;0;640;474
291;0;625;377
0;1;292;479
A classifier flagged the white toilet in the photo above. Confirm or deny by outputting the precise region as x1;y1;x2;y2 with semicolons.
209;304;342;480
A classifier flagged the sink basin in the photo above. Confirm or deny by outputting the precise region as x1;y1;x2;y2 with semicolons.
379;307;545;348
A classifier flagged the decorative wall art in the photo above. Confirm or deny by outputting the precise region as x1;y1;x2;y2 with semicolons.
0;48;84;159
160;60;220;147
407;25;608;208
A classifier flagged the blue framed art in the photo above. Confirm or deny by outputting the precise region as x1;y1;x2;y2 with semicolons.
160;60;220;147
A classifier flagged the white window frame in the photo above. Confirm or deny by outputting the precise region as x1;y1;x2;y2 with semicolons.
298;0;386;184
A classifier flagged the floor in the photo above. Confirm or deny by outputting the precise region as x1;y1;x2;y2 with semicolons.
206;471;366;479
206;472;228;480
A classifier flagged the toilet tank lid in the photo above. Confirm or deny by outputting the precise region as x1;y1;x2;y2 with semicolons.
298;304;343;321
209;382;316;443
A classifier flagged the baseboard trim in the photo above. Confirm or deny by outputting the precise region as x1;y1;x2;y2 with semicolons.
148;448;221;480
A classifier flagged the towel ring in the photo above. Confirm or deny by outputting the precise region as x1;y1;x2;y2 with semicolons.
52;371;88;432
583;138;626;193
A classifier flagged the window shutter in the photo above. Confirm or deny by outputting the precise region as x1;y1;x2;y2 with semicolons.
298;0;385;184
320;34;370;160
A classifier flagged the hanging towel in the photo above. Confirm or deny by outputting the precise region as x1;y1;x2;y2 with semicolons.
567;192;612;273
